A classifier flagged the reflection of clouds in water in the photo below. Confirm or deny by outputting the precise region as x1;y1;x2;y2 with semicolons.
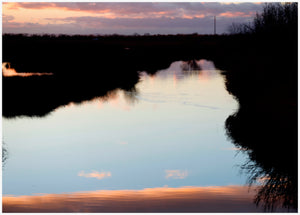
98;90;135;111
52;59;231;113
2;62;52;77
3;185;268;212
141;59;219;81
78;170;111;180
94;89;139;111
136;59;235;111
165;170;188;179
55;88;139;112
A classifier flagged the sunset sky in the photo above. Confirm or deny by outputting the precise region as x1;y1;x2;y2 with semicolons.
2;2;263;35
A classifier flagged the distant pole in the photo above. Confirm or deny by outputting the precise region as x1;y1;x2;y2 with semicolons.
214;16;216;35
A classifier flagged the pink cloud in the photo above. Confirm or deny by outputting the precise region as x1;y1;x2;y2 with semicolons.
78;170;111;180
4;2;57;10
219;11;255;18
165;170;188;179
4;2;262;18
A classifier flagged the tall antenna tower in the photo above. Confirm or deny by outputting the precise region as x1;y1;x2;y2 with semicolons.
214;16;216;35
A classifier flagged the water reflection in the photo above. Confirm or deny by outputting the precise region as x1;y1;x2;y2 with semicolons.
2;142;9;167
2;59;218;118
225;106;297;211
60;88;139;112
2;62;53;77
3;186;263;212
3;59;252;212
219;54;298;211
181;59;201;72
2;56;297;212
2;65;140;118
149;59;218;81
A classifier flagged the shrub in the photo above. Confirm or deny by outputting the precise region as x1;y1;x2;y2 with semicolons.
228;3;298;35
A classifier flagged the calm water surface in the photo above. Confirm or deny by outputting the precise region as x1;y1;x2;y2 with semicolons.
3;60;267;212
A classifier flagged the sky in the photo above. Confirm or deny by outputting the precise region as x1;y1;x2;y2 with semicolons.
2;2;264;35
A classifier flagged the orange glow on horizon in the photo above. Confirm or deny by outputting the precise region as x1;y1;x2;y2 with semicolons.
2;3;103;25
2;63;53;77
3;185;260;212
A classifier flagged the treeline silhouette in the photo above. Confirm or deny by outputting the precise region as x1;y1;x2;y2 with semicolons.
3;33;233;75
3;33;234;118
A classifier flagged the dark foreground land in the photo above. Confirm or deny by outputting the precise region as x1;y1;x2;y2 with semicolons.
2;29;298;212
2;33;297;119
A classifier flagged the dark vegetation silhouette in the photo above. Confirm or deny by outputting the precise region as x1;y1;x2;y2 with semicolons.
3;69;140;117
181;60;202;72
228;2;297;36
3;34;223;117
221;61;297;211
218;2;298;211
2;2;297;212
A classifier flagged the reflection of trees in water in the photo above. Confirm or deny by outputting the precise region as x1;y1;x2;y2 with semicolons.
220;56;297;211
180;60;201;75
2;66;141;118
218;4;298;208
123;87;139;105
253;171;296;211
241;148;296;211
2;142;8;167
225;108;297;211
3;25;297;211
96;87;139;106
2;57;204;118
